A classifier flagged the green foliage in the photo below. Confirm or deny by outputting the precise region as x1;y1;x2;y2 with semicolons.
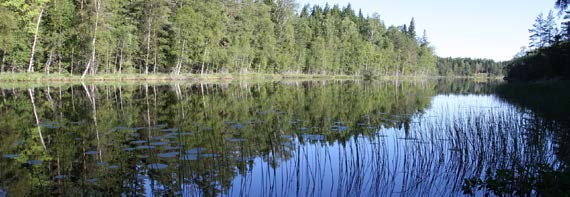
0;0;437;76
505;41;570;81
437;57;505;76
529;11;558;49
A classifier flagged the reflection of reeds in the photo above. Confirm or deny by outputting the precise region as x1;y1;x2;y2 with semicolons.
226;101;559;196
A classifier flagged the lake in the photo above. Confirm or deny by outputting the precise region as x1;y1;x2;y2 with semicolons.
0;79;567;196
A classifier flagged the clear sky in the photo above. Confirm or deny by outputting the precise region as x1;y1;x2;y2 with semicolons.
297;0;558;61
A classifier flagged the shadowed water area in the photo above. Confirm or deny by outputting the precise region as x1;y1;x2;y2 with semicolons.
0;79;568;196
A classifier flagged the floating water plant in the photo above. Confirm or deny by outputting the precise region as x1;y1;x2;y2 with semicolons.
157;152;178;158
147;163;168;170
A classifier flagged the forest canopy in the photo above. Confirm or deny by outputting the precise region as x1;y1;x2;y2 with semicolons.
0;0;447;77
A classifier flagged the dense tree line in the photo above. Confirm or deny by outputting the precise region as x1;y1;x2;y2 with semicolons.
437;57;504;76
0;0;437;77
505;0;570;81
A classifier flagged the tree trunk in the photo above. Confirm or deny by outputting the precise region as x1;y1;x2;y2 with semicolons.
28;8;45;73
79;0;84;22
57;52;62;74
106;49;110;73
46;50;53;76
176;40;185;75
144;14;152;75
29;89;47;150
70;47;74;76
82;0;100;79
119;42;123;74
1;50;5;73
200;48;208;75
152;25;158;73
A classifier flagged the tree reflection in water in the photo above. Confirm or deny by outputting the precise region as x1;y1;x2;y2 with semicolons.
0;80;564;196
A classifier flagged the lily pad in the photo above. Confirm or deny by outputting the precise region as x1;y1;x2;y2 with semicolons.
123;147;136;151
180;154;198;161
27;160;42;165
110;126;130;132
3;154;18;159
54;175;66;179
280;135;294;139
200;154;219;158
163;146;181;151
232;123;245;129
130;140;147;145
186;148;207;154
157;152;179;158
150;136;164;141
155;124;168;128
161;128;179;132
147;163;168;170
149;141;168;146
135;145;156;150
225;138;246;143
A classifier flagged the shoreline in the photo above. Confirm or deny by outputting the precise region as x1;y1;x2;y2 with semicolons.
0;73;358;83
0;72;504;82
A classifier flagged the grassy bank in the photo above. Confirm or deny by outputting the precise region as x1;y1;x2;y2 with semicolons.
0;72;358;82
0;72;505;82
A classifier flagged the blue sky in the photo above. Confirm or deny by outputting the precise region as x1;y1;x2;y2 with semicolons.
297;0;558;61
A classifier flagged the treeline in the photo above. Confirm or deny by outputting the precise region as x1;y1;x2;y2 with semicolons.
0;0;436;77
506;41;570;81
437;57;504;76
504;1;570;81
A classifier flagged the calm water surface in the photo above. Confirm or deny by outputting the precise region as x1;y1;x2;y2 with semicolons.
0;80;566;196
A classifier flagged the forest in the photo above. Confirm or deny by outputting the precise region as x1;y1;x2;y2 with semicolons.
437;57;504;77
504;1;570;81
0;0;441;78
